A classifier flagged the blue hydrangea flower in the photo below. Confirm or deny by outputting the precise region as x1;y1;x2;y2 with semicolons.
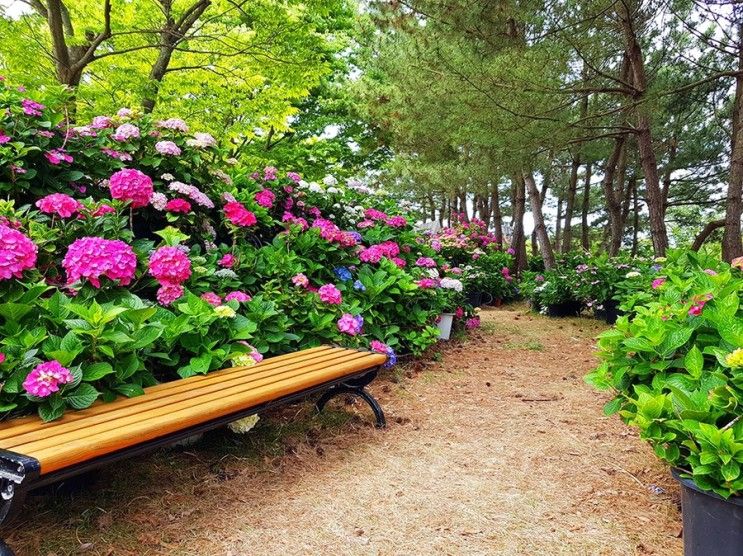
334;266;353;282
353;279;366;291
384;347;397;368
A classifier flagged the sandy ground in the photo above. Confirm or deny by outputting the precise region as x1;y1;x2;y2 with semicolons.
6;306;682;555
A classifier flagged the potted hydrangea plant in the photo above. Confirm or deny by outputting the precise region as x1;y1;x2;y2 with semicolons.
437;276;465;339
586;251;743;555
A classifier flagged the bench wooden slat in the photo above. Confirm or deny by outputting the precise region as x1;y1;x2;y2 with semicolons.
0;346;341;441
2;348;365;450
1;347;386;474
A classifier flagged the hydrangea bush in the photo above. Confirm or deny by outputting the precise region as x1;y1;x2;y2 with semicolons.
0;81;484;421
586;251;743;498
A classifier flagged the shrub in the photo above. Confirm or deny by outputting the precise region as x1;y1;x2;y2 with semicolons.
586;251;743;498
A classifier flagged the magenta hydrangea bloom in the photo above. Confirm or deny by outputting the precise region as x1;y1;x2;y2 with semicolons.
652;277;666;289
90;115;112;129
22;360;73;398
91;203;116;218
337;313;363;336
364;208;387;221
416;278;439;289
165;198;191;213
44;149;73;165
36;193;82;218
254;189;276;208
0;132;10;144
386;215;407;228
286;171;301;183
263;166;278;180
318;284;342;305
201;292;222;306
0;224;37;281
109;168;153;208
149;246;191;285
62;237;137;288
156;283;184;306
466;316;481;329
21;98;44;116
415;257;436;268
155;140;181;156
225;291;251;303
218;253;235;268
224;201;257;227
370;340;388;354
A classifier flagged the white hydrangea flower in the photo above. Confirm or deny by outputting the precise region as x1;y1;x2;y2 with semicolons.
214;269;238;279
427;268;440;278
625;271;641;278
308;182;323;193
440;278;463;291
161;173;175;181
323;175;338;187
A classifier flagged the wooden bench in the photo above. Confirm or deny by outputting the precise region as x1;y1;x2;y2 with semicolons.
0;345;387;555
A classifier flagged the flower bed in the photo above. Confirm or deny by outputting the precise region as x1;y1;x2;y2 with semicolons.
0;82;482;421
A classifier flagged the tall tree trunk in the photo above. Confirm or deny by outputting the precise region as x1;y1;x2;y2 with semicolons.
618;1;669;255
555;196;563;249
490;182;503;248
524;171;556;269
603;136;626;256
531;230;539;256
631;180;640;256
581;162;592;251
562;154;581;253
723;22;743;262
511;176;528;273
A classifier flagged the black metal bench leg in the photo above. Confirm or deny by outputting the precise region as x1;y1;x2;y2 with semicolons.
316;385;386;428
0;450;41;556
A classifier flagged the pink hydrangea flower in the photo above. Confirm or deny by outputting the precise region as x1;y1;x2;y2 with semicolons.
112;123;140;141
415;257;436;268
455;307;465;319
263;166;278;180
218;253;235;268
168;181;214;208
466;316;481;329
364;208;387;221
109;168;153;208
225;291;251;303
201;292;222;306
21;98;44;116
156;283;184;306
224;201;257;227
150;192;168;211
157;118;189;132
386;215;407;228
416;278;439;289
254;189;276;208
370;340;388;354
0;352;5;364
318;283;342;304
155;140;181;156
337;313;364;336
101;147;133;161
292;273;309;288
501;267;513;282
117;107;133;118
732;256;743;270
703;269;718;276
90;115;112;129
186;132;217;148
652;277;666;289
149;246;191;285
91;203;116;218
44;149;73;165
287;171;301;182
392;257;406;268
23;360;73;398
62;237;138;287
0;224;37;280
0;132;11;144
165;198;191;213
36;193;82;218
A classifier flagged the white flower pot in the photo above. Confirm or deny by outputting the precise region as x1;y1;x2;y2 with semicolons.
437;312;455;340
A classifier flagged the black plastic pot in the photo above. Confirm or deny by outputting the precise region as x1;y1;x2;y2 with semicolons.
466;291;483;307
545;300;582;317
595;299;622;325
672;469;743;556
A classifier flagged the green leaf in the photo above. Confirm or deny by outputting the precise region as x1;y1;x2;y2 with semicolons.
114;383;145;398
83;362;114;381
38;399;65;422
65;384;100;410
684;345;704;379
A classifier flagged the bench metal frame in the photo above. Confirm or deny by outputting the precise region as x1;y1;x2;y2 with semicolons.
0;365;384;555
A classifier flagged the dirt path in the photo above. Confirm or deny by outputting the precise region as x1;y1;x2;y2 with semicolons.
9;306;682;555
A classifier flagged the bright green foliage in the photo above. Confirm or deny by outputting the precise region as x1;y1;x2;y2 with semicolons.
586;251;743;498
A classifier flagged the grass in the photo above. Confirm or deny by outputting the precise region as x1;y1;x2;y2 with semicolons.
505;340;545;351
